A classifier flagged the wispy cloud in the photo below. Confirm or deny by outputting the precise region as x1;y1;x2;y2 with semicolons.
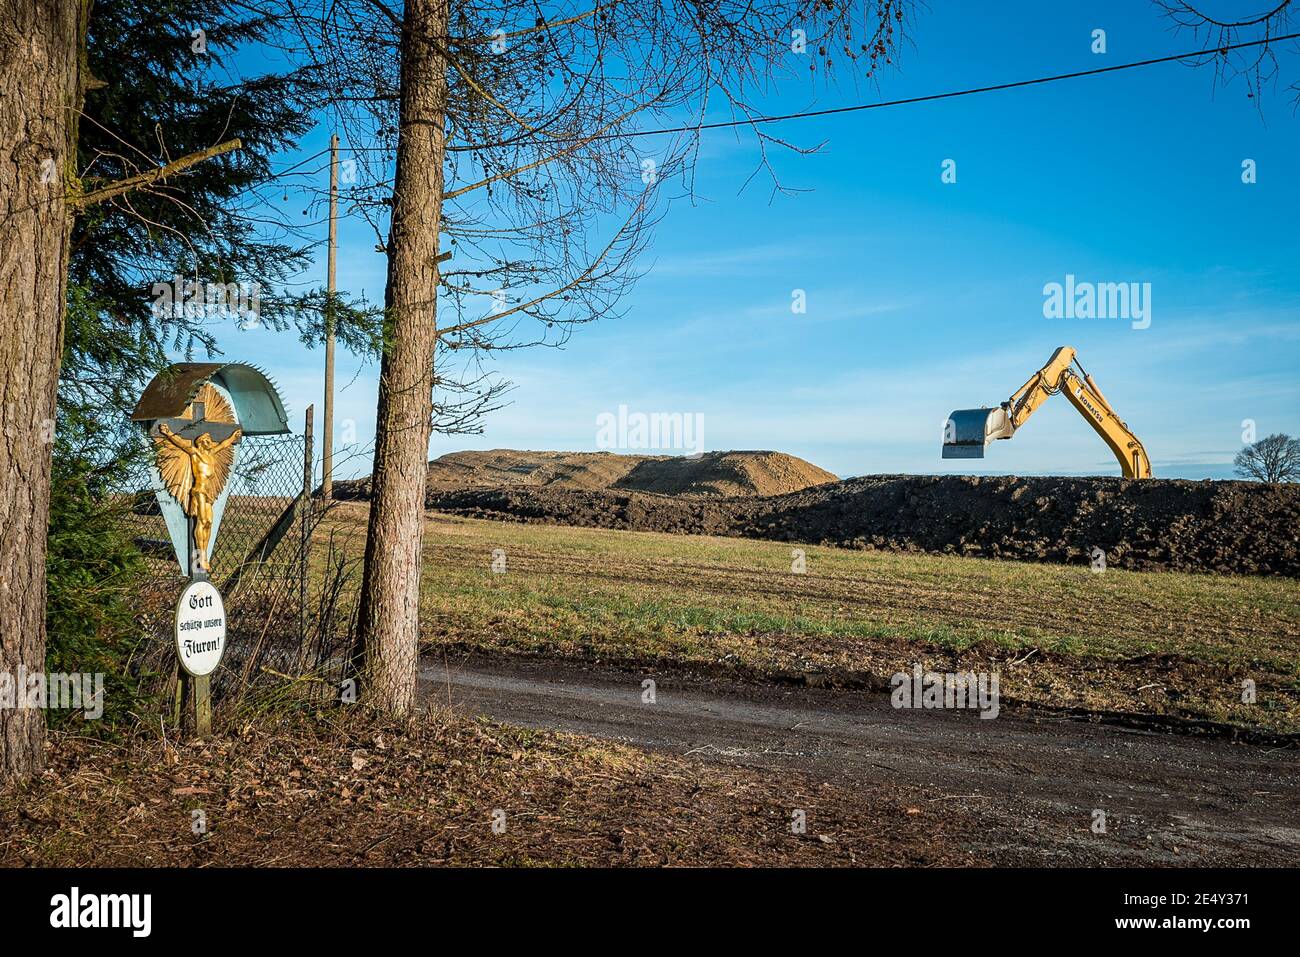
643;243;807;278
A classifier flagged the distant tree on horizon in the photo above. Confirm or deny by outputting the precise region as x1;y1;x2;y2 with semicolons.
1234;433;1300;483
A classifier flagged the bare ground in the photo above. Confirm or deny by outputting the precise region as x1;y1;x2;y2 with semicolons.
4;653;1292;868
0;712;993;867
5;593;1293;867
424;652;1300;866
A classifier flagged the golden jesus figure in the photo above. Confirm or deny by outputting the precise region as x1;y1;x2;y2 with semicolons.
154;383;243;573
158;423;242;571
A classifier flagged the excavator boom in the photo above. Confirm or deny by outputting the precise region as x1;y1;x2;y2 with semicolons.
942;346;1151;478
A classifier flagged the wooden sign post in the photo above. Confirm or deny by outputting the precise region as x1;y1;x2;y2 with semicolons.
175;579;227;737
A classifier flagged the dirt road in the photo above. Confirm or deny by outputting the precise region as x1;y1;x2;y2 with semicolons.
421;653;1300;865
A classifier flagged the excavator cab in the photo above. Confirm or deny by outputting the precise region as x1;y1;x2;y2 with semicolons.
942;406;1013;459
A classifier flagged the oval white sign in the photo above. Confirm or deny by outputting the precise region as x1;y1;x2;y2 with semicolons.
175;579;227;677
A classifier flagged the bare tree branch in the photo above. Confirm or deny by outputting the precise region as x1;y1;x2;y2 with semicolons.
72;138;243;208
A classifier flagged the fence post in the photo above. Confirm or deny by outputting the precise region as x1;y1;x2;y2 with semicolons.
300;405;314;653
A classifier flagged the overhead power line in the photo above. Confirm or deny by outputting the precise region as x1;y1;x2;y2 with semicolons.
268;146;331;177
338;30;1300;151
597;31;1300;142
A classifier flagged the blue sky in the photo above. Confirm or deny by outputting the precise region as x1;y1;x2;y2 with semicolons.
214;0;1300;481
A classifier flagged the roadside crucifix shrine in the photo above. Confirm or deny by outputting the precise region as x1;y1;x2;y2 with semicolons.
130;363;290;735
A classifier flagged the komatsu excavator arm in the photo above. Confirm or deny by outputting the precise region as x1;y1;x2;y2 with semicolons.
942;346;1152;478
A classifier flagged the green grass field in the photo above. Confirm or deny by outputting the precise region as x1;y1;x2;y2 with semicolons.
321;503;1300;733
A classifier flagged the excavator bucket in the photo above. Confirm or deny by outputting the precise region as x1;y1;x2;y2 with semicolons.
942;407;1013;459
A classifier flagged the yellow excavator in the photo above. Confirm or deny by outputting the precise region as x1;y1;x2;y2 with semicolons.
942;346;1152;478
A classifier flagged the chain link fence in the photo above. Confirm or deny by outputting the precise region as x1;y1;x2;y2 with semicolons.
115;427;349;711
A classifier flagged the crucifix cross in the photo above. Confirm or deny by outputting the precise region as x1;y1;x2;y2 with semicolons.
151;400;243;580
150;400;241;445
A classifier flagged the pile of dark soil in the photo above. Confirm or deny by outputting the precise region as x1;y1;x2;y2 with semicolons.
333;448;838;500
423;474;1300;577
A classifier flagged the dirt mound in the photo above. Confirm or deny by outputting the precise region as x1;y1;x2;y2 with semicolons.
333;449;838;500
614;450;838;497
425;449;646;491
422;474;1300;577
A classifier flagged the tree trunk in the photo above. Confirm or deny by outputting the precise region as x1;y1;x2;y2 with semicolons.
0;0;84;779
355;0;448;716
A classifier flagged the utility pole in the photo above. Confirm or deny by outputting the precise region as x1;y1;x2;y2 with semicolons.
322;134;338;499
